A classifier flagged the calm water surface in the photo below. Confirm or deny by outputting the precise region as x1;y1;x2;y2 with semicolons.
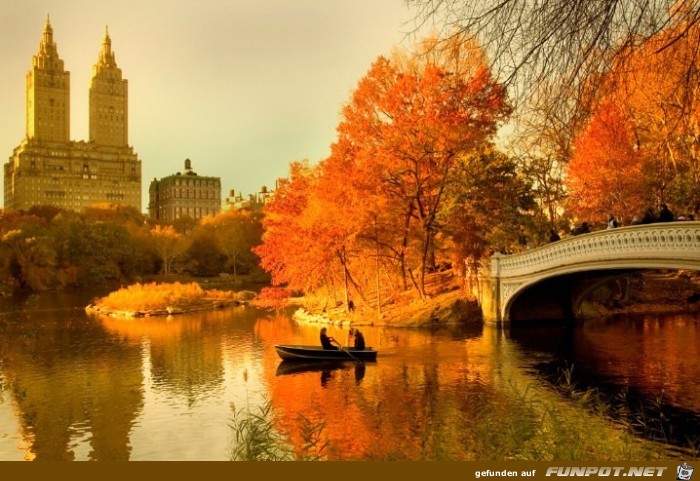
0;291;697;461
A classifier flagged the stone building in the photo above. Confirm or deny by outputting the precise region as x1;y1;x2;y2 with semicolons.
148;159;221;222
4;18;141;211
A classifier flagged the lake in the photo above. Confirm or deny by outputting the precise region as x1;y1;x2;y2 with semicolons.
0;291;697;460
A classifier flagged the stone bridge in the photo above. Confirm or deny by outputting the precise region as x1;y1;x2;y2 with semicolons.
475;222;700;325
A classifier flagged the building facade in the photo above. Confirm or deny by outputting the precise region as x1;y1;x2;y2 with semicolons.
224;185;274;211
148;159;221;222
4;18;141;211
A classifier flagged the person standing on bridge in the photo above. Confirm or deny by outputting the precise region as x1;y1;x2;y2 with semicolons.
658;203;675;222
641;207;656;224
572;221;590;235
607;214;619;229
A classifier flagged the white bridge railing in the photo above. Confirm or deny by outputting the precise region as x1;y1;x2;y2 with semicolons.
491;221;700;279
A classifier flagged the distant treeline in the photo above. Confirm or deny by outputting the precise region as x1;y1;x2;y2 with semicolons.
0;203;264;294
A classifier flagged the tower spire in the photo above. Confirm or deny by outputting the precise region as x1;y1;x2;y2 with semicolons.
97;25;116;68
90;25;128;147
27;16;69;142
33;13;62;71
42;13;53;44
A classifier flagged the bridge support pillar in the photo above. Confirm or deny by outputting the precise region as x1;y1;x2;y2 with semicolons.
474;254;504;326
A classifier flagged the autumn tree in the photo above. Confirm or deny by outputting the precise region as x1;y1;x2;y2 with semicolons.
254;161;333;294
441;150;536;265
518;153;570;240
83;203;146;226
201;208;264;279
411;2;700;214
564;99;651;224
1;226;57;291
306;147;378;310
52;218;136;286
606;18;700;214
331;42;510;298
149;225;189;278
256;36;511;305
182;229;225;277
508;80;592;236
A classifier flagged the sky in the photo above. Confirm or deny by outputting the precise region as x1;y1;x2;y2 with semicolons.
0;0;424;212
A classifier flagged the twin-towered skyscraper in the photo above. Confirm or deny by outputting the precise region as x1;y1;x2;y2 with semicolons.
4;16;142;211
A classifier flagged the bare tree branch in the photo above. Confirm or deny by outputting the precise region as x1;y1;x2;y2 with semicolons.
407;0;700;112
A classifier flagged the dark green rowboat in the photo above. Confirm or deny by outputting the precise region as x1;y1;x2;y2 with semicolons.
274;344;378;361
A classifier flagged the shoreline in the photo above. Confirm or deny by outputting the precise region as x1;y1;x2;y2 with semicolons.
291;289;483;328
85;297;248;318
290;271;699;328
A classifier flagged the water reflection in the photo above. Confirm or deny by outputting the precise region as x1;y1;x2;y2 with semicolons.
100;311;230;405
509;313;700;448
0;305;143;460
0;295;693;460
275;360;368;388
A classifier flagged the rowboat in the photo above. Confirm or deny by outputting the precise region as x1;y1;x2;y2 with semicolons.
274;344;378;361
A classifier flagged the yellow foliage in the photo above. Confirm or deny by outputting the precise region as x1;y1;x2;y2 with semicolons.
94;282;236;311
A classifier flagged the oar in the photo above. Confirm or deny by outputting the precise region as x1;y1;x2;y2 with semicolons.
334;340;363;364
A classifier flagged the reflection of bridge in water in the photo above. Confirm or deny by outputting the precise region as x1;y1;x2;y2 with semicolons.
476;222;700;324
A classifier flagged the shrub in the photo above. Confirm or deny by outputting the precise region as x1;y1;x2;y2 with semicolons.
94;281;236;311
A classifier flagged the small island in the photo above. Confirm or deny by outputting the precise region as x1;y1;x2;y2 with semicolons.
85;281;255;318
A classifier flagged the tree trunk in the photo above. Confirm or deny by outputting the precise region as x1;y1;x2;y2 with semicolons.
343;261;349;313
400;205;414;291
374;215;382;316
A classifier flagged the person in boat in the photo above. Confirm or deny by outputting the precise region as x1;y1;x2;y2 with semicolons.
320;327;339;350
350;328;365;350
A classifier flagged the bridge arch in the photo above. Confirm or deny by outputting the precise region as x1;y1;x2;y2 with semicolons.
476;222;700;324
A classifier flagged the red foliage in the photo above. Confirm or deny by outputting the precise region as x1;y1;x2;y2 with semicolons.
565;99;651;224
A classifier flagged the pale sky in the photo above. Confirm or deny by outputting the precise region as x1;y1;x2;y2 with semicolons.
0;0;424;212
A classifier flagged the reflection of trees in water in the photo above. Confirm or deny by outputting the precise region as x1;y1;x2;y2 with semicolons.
267;359;501;460
511;313;700;450
101;307;254;406
260;321;667;460
0;310;143;460
256;314;494;460
149;336;223;406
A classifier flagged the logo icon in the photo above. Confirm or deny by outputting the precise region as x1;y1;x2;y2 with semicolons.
677;463;694;481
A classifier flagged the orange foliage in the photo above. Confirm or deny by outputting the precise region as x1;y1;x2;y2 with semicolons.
255;35;509;301
255;286;294;310
254;161;331;292
570;16;700;217
565;99;651;224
